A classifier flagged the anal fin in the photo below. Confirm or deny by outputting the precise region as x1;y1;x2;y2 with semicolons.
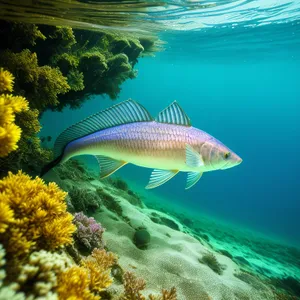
146;169;179;189
186;172;203;190
95;155;127;179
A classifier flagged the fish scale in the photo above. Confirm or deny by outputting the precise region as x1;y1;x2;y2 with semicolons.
41;100;242;189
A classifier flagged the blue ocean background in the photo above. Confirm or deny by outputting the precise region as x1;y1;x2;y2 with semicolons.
41;20;300;247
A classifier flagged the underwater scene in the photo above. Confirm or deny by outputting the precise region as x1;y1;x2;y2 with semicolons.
0;0;299;299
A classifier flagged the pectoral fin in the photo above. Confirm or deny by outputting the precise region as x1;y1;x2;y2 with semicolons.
186;172;203;190
185;144;204;168
95;155;127;179
146;169;179;189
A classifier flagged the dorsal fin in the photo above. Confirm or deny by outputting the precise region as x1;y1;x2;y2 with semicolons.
155;101;191;127
54;99;152;158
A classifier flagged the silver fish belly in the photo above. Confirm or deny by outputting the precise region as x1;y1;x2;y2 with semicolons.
63;122;211;172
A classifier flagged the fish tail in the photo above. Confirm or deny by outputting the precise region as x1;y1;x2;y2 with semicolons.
40;154;63;177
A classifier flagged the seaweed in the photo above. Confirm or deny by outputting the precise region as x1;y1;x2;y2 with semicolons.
96;187;123;217
199;252;223;275
0;20;160;176
69;187;100;213
0;20;158;112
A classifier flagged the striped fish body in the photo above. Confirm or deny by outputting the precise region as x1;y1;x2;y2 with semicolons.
63;122;213;172
42;100;242;189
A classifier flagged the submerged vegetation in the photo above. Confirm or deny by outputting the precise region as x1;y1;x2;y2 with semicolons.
199;252;223;275
0;21;158;112
0;10;299;300
0;20;158;176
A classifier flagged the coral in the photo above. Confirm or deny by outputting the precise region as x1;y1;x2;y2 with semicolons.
0;202;14;234
149;288;177;300
69;187;99;213
0;171;76;259
73;212;105;251
120;272;177;300
58;248;116;299
0;67;14;92
81;248;117;293
16;250;72;298
0;72;29;157
0;75;52;176
0;244;26;299
199;252;223;275
57;266;100;300
120;272;146;300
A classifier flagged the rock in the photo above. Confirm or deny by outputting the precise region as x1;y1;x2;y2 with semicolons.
133;228;151;250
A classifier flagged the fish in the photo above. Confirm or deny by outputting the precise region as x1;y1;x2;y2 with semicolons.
41;100;242;189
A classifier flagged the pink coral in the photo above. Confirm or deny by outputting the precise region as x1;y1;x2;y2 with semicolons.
73;212;105;251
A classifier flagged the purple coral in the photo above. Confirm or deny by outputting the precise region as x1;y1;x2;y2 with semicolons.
73;212;105;251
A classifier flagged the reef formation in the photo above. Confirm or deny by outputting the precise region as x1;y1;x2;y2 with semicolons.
0;21;178;300
0;20;158;176
0;18;299;300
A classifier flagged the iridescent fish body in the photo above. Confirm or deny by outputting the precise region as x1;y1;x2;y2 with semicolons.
41;100;242;189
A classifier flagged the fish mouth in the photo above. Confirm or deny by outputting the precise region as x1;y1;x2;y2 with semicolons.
221;156;243;170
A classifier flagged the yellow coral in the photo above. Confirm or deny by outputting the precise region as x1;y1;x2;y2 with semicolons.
0;171;76;258
0;74;29;157
0;201;14;233
0;68;14;93
57;249;116;299
57;266;100;300
81;249;116;293
2;94;28;113
0;123;22;157
121;272;177;300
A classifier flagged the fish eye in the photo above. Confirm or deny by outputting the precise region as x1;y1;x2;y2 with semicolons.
224;152;230;159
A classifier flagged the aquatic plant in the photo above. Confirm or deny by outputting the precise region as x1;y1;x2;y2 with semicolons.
0;69;29;158
0;171;76;258
0;49;70;111
73;212;105;251
111;177;129;191
0;20;160;112
218;249;233;259
55;159;94;181
69;187;100;213
120;272;177;300
270;276;300;298
0;20;160;175
0;22;46;51
234;271;271;291
199;252;223;275
96;187;123;217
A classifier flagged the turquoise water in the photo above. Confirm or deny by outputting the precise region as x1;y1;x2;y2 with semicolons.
41;1;300;247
